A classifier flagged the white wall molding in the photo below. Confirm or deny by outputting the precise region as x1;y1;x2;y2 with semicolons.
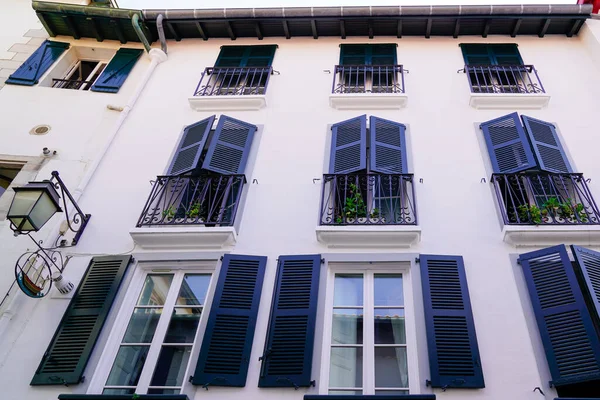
469;93;550;109
502;225;600;247
316;225;421;248
188;95;266;111
329;93;408;110
129;226;237;250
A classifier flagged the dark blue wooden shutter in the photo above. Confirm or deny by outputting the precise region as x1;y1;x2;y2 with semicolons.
258;254;321;388
6;40;69;86
90;48;143;93
521;116;572;173
192;254;267;387
329;115;367;174
202;115;257;175
571;246;600;329
480;112;537;173
168;115;215;175
369;116;408;174
420;254;484;389
519;245;600;387
31;255;131;385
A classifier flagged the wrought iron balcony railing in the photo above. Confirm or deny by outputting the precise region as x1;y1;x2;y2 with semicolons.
332;65;406;94
52;78;92;90
320;173;417;225
137;175;245;227
492;173;600;225
193;66;273;96
464;64;545;94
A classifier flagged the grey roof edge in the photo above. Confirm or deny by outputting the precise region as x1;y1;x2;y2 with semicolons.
32;1;142;18
142;4;593;20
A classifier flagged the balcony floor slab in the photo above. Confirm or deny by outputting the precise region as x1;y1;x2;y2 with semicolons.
316;225;421;248
502;225;600;247
130;226;237;250
469;93;550;109
188;95;266;111
329;93;408;110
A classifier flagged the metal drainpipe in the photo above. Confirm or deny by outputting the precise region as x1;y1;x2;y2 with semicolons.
132;13;152;53
156;14;168;54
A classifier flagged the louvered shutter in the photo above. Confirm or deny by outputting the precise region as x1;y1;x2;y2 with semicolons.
340;44;368;65
571;246;600;331
167;115;215;175
329;115;367;174
521;116;572;173
460;44;493;65
519;245;600;387
369;116;408;174
215;46;277;67
90;48;143;93
192;254;267;387
31;255;131;385
6;40;69;86
202;115;257;175
420;254;485;389
259;255;321;388
480;112;537;173
491;44;523;65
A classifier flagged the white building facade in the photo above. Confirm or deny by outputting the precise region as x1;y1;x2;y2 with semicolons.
1;2;600;400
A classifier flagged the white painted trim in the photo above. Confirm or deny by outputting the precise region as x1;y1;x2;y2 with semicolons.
316;226;421;248
188;95;267;111
129;226;237;250
469;93;551;109
329;93;408;110
502;224;600;247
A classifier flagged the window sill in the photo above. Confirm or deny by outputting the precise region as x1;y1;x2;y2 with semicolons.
469;93;550;109
305;396;435;400
59;395;189;400
329;93;408;110
188;94;266;111
502;225;600;247
129;226;236;250
316;225;421;248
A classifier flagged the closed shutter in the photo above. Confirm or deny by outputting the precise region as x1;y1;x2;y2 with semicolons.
192;254;267;387
167;115;215;175
201;115;257;175
480;112;537;174
519;245;600;387
369;116;408;174
91;48;143;93
215;45;277;67
31;255;132;385
6;40;69;86
460;44;522;65
329;115;367;174
259;255;321;388
420;254;485;389
340;44;368;65
460;44;493;65
521;116;572;173
340;44;396;66
571;246;600;329
491;44;523;65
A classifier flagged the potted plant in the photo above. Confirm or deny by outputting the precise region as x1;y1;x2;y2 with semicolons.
342;183;367;223
162;205;176;221
369;208;381;223
558;198;575;221
574;202;589;223
187;202;203;220
517;204;542;224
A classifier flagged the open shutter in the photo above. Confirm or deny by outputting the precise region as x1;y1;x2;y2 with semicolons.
480;112;537;173
202;115;257;175
167;115;215;175
571;246;600;327
192;254;267;387
329;115;367;174
521;116;572;173
519;245;600;387
6;40;69;86
369;116;408;174
91;48;143;93
259;254;321;388
420;254;484;389
31;255;131;385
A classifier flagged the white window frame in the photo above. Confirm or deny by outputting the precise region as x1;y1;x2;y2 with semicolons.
58;59;107;90
318;261;419;395
87;260;218;396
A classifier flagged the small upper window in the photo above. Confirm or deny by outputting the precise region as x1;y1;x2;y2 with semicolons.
339;44;397;66
0;162;24;200
53;60;107;91
460;43;523;65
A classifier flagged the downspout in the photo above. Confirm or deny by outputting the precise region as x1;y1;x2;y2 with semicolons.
156;14;168;54
132;13;152;53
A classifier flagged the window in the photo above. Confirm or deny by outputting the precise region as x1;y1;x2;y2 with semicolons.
104;272;212;395
53;60;107;90
335;44;401;94
0;162;24;200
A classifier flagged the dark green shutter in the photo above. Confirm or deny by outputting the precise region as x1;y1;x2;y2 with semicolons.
460;44;522;65
91;48;143;93
168;115;215;175
259;255;321;388
420;254;485;389
340;44;396;65
215;45;277;68
192;254;267;387
31;255;132;385
6;40;69;86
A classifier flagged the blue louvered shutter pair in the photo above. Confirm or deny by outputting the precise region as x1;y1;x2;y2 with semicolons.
519;245;600;387
90;48;143;93
168;115;257;176
480;112;572;174
330;115;408;174
460;44;523;65
6;40;69;86
420;254;485;389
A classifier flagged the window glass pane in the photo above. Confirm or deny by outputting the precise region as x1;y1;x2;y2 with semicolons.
334;274;363;306
150;346;192;387
329;347;363;388
374;274;403;306
122;308;162;343
176;274;211;306
102;388;136;395
374;309;406;344
164;308;202;343
374;347;408;388
148;388;181;394
329;390;363;395
138;275;173;306
106;346;149;386
375;390;409;395
332;308;363;344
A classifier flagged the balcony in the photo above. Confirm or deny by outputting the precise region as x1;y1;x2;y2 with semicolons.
316;173;420;248
188;66;273;111
464;65;550;109
492;172;600;246
329;65;408;110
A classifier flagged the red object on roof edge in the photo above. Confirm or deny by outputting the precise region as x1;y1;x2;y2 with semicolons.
579;0;600;14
